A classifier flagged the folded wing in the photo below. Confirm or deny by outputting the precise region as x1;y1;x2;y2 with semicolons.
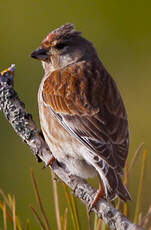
42;61;129;175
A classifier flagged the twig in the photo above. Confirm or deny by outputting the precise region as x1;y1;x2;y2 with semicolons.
0;65;144;230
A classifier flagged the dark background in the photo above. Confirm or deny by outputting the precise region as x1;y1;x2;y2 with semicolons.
0;0;151;228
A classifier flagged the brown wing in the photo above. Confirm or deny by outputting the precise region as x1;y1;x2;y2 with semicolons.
42;61;129;173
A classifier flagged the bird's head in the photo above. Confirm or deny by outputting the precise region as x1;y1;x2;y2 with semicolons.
31;23;97;72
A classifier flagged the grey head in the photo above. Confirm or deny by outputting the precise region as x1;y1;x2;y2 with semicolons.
31;23;99;72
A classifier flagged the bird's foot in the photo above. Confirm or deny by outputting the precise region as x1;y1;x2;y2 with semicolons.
88;180;104;213
43;155;55;169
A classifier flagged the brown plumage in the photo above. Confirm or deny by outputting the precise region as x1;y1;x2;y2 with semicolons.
31;23;131;205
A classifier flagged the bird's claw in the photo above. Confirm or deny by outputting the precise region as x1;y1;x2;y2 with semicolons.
88;187;104;213
42;155;55;169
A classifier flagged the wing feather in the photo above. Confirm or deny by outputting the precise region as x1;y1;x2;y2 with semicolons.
42;61;129;173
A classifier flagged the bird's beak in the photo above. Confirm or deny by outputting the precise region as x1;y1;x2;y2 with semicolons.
30;47;49;61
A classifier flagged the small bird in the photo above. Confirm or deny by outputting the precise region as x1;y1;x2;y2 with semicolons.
31;23;131;207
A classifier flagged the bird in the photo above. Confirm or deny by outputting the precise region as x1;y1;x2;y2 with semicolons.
31;23;131;208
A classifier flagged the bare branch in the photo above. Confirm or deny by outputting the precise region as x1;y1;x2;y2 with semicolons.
0;65;143;230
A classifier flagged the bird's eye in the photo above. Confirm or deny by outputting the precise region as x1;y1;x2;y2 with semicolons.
55;43;67;50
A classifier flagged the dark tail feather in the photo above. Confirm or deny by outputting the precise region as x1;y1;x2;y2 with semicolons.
117;176;131;201
96;160;131;201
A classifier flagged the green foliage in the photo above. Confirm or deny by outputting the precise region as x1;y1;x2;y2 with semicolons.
0;144;151;229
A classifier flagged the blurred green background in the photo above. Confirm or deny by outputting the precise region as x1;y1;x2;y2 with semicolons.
0;0;151;229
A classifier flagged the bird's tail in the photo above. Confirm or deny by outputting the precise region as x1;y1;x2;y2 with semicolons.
117;175;131;201
96;160;131;201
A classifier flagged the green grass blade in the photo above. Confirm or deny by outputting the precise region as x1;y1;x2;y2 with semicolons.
123;202;128;217
115;197;121;210
0;201;13;223
93;214;98;230
31;169;51;230
93;215;104;230
138;212;143;226
70;195;81;230
128;143;144;176
3;203;7;230
51;171;62;230
142;205;151;228
96;219;102;230
26;219;30;230
86;206;93;230
0;188;11;209
63;208;68;230
30;205;46;230
63;183;77;230
100;221;107;230
12;196;16;230
16;216;24;230
133;151;147;223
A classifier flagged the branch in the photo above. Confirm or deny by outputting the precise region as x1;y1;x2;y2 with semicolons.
0;65;143;230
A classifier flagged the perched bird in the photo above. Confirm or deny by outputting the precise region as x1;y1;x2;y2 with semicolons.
31;23;131;207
